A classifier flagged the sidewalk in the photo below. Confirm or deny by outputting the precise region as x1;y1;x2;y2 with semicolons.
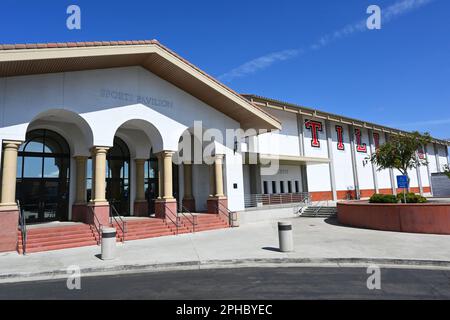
1;215;450;283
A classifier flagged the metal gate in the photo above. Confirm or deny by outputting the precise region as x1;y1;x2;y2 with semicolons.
431;173;450;197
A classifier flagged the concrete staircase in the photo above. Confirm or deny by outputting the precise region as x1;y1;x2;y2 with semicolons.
112;214;229;241
112;218;177;242
18;214;231;254
180;214;229;233
300;206;337;218
17;224;99;254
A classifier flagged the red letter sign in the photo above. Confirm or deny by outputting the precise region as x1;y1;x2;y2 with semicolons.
305;120;323;148
335;125;344;150
355;128;367;153
373;132;380;150
418;146;425;159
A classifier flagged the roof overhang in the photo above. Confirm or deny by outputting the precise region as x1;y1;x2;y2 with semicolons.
0;41;281;131
245;152;331;165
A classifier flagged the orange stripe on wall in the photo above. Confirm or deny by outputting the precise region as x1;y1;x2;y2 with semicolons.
310;191;333;201
312;186;431;201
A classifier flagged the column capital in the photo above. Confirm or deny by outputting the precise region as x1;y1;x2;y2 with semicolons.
2;140;22;149
158;150;176;158
214;153;225;160
135;158;147;164
74;155;88;160
90;146;110;154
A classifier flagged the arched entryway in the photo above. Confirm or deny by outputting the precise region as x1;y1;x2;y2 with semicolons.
106;137;131;215
143;150;179;215
144;151;158;214
15;129;70;223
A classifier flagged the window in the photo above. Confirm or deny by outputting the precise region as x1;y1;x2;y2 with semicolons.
16;129;71;223
272;181;277;194
288;181;292;193
263;181;268;195
295;181;300;193
280;181;285;194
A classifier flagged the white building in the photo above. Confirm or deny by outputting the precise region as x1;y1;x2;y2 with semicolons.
0;40;448;253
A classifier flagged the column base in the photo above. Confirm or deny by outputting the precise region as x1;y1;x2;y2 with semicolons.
134;200;148;217
87;202;110;227
0;207;19;253
207;197;228;214
182;198;196;212
154;198;177;219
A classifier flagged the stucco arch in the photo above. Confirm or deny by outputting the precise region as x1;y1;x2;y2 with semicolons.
25;109;94;157
82;104;187;152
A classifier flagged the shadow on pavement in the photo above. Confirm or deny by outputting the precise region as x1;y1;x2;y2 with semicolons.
262;247;281;253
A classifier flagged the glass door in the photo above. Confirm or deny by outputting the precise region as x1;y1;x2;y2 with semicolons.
145;157;158;215
15;129;70;224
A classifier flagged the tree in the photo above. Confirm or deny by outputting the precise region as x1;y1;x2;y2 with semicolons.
369;131;432;190
443;164;450;179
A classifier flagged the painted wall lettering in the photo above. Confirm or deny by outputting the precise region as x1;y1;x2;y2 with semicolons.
335;125;345;150
355;128;367;153
373;132;380;150
418;146;425;159
305;119;323;148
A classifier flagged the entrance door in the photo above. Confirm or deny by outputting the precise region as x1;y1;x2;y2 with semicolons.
15;130;70;223
17;178;68;222
106;137;130;216
145;155;158;214
144;154;178;215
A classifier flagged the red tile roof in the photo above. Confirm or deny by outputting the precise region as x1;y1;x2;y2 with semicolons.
0;40;159;50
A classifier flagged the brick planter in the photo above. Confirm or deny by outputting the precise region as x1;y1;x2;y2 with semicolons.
337;201;450;235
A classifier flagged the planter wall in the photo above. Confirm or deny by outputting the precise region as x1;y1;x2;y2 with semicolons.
337;201;450;235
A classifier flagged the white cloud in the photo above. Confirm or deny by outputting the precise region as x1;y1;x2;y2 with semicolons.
218;49;301;82
219;0;436;82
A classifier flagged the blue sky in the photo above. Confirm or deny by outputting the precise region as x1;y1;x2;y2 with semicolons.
1;0;449;141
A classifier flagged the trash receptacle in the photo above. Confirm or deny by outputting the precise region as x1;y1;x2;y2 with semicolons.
101;227;116;260
278;222;293;252
230;212;239;227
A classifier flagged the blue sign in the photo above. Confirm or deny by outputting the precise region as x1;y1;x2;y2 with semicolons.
397;175;409;189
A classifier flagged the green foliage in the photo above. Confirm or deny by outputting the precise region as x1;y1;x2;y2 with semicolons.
443;164;450;179
369;131;432;183
396;193;427;203
369;193;398;203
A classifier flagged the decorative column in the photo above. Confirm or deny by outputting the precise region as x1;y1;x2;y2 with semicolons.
88;147;110;226
182;163;195;211
134;159;148;216
207;154;228;214
154;151;177;219
0;140;22;253
72;156;88;223
157;153;163;199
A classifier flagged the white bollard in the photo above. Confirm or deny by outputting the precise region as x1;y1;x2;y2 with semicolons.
101;227;117;260
278;222;294;252
230;212;239;227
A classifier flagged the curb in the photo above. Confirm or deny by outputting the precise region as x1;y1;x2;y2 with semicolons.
2;257;450;284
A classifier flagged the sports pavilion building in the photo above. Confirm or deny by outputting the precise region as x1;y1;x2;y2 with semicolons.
0;40;448;253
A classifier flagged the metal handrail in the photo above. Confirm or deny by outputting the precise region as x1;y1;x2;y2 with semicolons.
214;202;235;227
163;203;179;235
17;200;27;255
109;203;127;243
87;205;102;245
179;205;197;233
244;192;311;208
